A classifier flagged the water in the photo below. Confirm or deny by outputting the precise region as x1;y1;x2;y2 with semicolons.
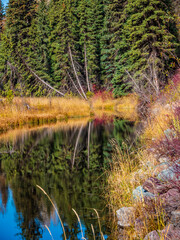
0;117;134;239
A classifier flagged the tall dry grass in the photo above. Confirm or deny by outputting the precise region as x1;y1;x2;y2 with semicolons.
0;95;139;131
106;141;165;239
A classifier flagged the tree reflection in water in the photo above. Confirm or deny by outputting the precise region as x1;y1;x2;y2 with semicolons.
0;118;134;239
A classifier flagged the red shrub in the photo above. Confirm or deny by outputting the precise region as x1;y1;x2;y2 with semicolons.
172;69;180;87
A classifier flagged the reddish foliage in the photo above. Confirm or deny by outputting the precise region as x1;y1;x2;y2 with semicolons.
154;137;180;161
92;84;113;101
172;69;180;87
94;115;114;127
174;106;180;121
93;90;113;101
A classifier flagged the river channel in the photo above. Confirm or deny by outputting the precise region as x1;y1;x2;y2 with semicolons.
0;117;135;240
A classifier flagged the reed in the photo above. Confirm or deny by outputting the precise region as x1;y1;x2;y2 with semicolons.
36;185;67;240
37;185;106;240
45;225;54;240
72;208;86;240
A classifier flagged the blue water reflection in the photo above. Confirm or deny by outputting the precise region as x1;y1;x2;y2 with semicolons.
0;119;134;239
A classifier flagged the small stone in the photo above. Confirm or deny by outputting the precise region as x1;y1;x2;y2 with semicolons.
143;177;162;194
116;207;134;227
170;208;180;228
161;224;180;240
164;128;176;139
158;164;180;182
158;157;170;163
135;217;145;237
144;230;160;240
133;186;155;200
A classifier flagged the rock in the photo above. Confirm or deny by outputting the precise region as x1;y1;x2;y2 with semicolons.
143;177;173;195
164;104;171;111
135;217;145;238
144;230;160;240
161;224;180;240
143;177;164;194
160;188;180;217
164;128;176;139
133;186;155;200
158;164;180;182
116;207;135;227
158;157;170;163
170;208;180;228
153;162;169;176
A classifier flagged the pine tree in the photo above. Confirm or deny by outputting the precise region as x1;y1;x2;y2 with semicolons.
2;0;37;91
77;0;104;91
49;0;78;89
0;0;4;34
100;0;127;90
113;0;179;97
27;0;52;92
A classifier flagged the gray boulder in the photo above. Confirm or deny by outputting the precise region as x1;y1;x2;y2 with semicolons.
116;207;134;227
158;164;180;182
161;224;180;240
170;208;180;228
144;230;160;240
133;186;155;200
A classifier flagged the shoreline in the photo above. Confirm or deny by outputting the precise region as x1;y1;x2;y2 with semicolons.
0;95;138;132
106;81;180;239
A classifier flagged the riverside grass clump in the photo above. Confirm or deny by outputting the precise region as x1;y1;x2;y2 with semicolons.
106;141;165;239
143;73;180;143
0;94;138;131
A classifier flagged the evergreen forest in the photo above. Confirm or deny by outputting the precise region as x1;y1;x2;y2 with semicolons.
0;0;179;98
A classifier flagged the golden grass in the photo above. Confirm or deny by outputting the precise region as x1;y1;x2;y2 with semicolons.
107;142;156;210
142;104;174;142
0;95;139;131
116;94;139;121
142;79;180;143
0;117;90;143
107;142;165;239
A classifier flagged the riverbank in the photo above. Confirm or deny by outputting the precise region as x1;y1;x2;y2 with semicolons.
107;74;180;239
0;94;138;132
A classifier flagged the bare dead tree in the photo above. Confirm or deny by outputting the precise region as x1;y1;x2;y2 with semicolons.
68;45;87;100
87;121;91;169
67;71;84;98
72;125;84;168
84;43;91;92
17;55;65;96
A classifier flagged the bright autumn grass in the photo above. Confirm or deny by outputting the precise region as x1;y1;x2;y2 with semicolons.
116;94;139;121
107;141;165;239
0;95;138;131
142;80;180;143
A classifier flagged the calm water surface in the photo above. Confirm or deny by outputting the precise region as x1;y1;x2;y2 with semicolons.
0;118;134;239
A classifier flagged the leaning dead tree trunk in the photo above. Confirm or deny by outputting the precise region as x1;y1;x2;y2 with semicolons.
19;56;65;96
68;45;87;100
72;125;84;168
87;121;91;169
84;43;91;92
67;71;84;99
